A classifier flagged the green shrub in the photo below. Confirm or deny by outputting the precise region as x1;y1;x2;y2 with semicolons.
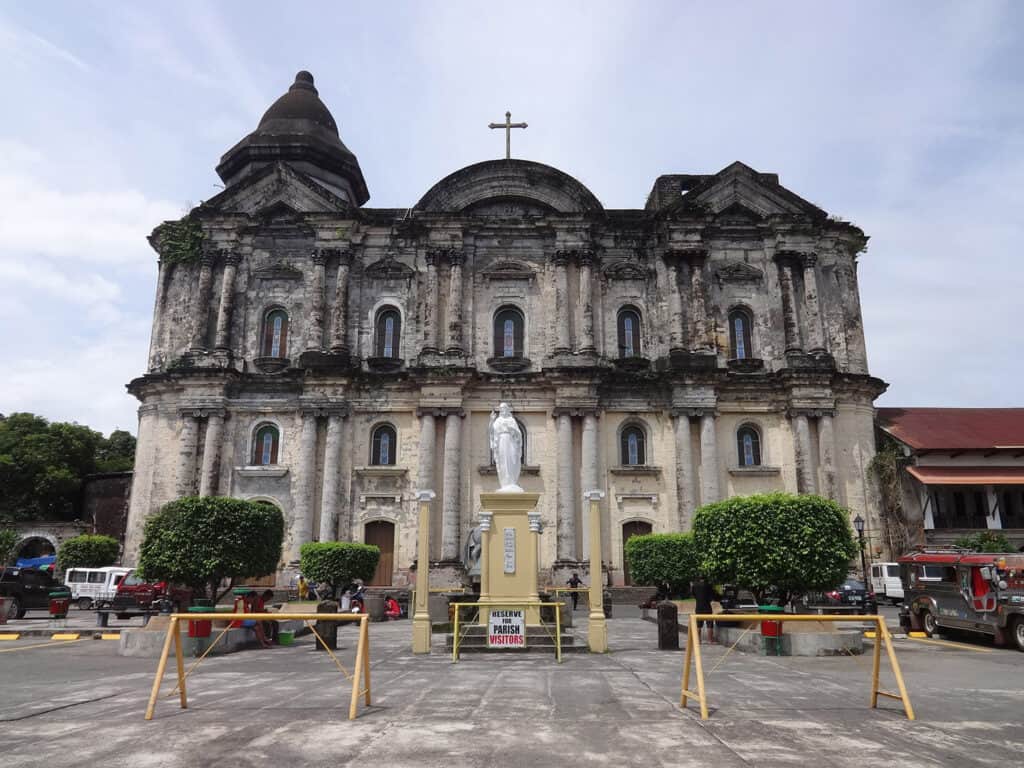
693;493;858;601
299;542;380;597
954;531;1014;553
624;533;699;596
57;534;120;571
0;529;17;565
138;497;284;602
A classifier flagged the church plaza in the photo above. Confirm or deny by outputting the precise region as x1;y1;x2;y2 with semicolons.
0;613;1020;767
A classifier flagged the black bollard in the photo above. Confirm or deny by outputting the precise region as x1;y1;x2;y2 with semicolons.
657;601;679;650
314;600;339;651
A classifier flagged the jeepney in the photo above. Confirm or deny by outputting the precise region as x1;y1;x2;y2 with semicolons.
899;550;1024;651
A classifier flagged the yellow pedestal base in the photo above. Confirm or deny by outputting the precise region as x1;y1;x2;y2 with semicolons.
477;492;542;626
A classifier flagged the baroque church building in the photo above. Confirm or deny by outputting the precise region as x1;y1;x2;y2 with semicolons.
125;71;887;586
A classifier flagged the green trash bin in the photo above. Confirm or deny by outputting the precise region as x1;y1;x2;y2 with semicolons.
758;605;784;656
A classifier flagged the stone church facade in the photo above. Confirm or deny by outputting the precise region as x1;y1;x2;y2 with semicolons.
124;71;887;586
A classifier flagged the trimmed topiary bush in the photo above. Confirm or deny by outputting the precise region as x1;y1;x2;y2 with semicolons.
57;534;120;571
0;528;17;566
954;531;1014;553
624;533;699;597
299;542;380;598
138;496;284;603
694;492;858;602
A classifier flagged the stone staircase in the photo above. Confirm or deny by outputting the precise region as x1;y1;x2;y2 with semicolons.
445;624;587;655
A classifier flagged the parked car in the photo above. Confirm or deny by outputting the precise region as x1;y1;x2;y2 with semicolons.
111;570;191;617
803;579;878;613
0;566;62;619
64;566;132;610
870;562;904;604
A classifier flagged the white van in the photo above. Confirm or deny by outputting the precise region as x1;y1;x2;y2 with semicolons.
64;566;132;610
869;562;904;604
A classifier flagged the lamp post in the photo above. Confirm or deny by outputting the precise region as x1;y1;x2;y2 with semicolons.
853;514;869;586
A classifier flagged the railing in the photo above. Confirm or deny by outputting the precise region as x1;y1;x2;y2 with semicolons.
144;612;372;721
451;602;562;662
679;613;914;721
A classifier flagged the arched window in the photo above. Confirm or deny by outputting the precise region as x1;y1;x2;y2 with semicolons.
736;425;761;467
617;307;642;359
493;306;524;358
261;309;289;358
375;307;401;359
370;424;397;466
252;423;280;466
729;308;753;360
620;424;647;466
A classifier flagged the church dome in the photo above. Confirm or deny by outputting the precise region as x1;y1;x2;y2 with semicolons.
216;71;369;206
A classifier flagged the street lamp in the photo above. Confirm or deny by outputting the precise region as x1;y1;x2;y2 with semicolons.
853;514;869;586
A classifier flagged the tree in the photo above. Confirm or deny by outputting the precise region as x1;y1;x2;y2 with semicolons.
56;534;120;571
693;493;858;602
0;413;136;522
299;542;380;599
954;531;1014;553
623;533;699;597
0;529;17;566
138;497;284;603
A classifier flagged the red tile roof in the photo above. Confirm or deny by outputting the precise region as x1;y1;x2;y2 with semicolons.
876;408;1024;451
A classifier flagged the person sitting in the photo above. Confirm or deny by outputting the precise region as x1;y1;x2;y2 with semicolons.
384;594;401;620
257;589;279;645
242;592;273;649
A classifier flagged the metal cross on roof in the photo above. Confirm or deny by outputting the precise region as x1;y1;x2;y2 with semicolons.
488;111;528;160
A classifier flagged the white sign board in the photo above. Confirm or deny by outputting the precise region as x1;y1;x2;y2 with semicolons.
503;527;516;574
488;609;525;648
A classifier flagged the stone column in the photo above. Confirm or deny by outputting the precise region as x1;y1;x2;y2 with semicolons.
699;412;719;505
329;250;353;354
421;250;440;354
189;253;215;352
175;413;200;497
412;490;436;654
665;255;685;351
556;412;576;561
552;251;571;355
792;412;817;494
580;412;599;558
148;260;171;370
686;251;712;351
577;252;596;354
198;411;224;496
441;411;463;561
585;490;608;653
800;254;827;354
289;411;319;562
306;250;327;351
417;412;437;495
446;251;464;355
673;412;695;529
320;412;345;541
213;252;240;351
776;254;803;353
837;262;869;372
337;414;353;540
818;412;838;501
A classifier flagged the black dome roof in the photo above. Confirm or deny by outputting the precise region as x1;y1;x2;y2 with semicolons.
216;71;369;205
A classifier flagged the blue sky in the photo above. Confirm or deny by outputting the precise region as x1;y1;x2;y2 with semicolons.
1;1;1022;435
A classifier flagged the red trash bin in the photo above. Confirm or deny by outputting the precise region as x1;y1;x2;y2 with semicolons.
49;592;70;619
187;606;211;638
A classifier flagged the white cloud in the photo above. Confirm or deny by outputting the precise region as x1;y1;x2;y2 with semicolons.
0;16;90;72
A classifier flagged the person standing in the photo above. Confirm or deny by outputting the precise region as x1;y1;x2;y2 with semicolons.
567;572;584;610
691;575;720;643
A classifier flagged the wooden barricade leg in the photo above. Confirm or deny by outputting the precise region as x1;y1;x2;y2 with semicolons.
555;604;562;663
172;618;188;710
680;614;695;709
692;615;709;720
880;618;916;720
144;619;176;721
452;605;460;662
870;616;883;708
361;616;371;706
349;617;367;721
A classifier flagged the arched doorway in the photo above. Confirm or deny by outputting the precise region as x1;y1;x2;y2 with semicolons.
365;521;395;586
622;521;652;585
16;536;56;560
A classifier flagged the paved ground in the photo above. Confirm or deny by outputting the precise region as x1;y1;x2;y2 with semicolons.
1;608;1021;767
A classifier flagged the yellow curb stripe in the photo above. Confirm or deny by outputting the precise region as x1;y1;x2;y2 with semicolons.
908;636;994;653
0;640;81;653
908;631;927;638
863;631;877;639
51;633;80;641
101;633;120;640
0;633;20;641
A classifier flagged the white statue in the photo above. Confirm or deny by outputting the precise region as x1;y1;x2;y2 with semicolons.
488;402;523;492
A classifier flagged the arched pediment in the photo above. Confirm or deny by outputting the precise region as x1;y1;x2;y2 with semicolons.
415;160;604;215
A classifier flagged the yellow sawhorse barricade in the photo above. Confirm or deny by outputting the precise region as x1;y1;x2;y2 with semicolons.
680;613;915;721
451;602;563;662
144;612;372;722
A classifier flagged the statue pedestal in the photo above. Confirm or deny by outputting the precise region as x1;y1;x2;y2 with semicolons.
477;492;542;625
